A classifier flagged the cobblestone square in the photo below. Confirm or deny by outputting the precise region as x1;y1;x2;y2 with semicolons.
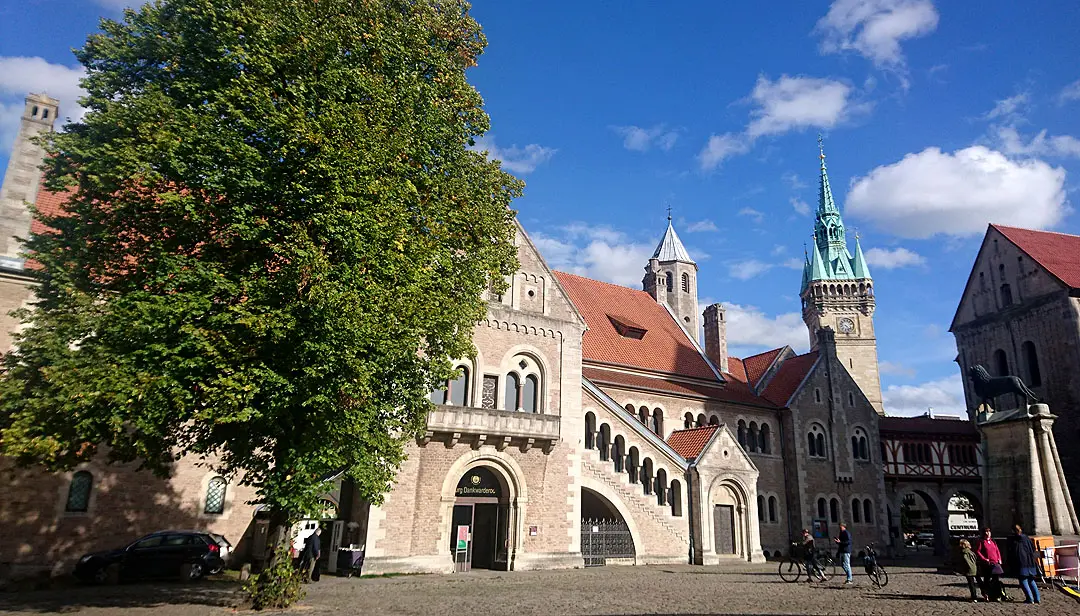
1;561;1077;616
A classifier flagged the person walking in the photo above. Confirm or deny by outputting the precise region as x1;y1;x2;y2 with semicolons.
801;529;821;583
976;527;1005;601
1008;525;1042;604
834;523;853;584
302;527;322;583
959;539;980;602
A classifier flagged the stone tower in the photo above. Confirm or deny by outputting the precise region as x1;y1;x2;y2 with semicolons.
643;214;699;338
800;139;883;413
0;93;59;269
702;303;729;373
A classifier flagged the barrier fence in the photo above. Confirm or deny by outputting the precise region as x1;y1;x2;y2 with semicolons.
1040;543;1079;590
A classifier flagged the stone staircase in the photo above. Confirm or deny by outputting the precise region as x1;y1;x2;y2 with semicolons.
582;448;688;545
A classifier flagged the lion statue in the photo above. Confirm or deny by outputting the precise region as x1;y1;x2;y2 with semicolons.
968;364;1039;410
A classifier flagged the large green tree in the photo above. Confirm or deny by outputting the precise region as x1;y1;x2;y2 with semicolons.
0;0;519;539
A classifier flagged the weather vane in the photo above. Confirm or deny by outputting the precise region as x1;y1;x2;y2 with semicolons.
817;133;825;160
666;204;672;222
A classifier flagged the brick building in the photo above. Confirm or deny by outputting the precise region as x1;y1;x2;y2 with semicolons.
1;93;894;576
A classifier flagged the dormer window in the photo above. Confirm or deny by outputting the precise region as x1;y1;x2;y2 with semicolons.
607;314;646;340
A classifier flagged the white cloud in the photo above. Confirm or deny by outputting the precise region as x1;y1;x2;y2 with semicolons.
612;124;679;152
746;75;863;139
783;171;809;190
686;219;720;233
846;146;1068;239
738;207;765;224
532;224;653;287
882;373;966;417
863;246;926;269
728;259;774;280
0;56;86;151
698;133;748;171
771;244;787;256
722;303;810;354
879;360;917;377
984;92;1029;122
781;257;804;270
791;197;812;216
470;135;556;174
993;126;1080;159
815;0;940;69
1059;79;1080;105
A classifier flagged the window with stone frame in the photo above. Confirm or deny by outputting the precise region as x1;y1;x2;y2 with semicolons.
65;471;93;513
204;476;227;514
429;363;471;406
851;427;869;461
505;355;543;412
808;423;828;458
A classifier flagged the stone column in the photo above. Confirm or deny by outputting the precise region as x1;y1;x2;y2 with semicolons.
1046;428;1080;534
1032;407;1066;534
933;510;949;557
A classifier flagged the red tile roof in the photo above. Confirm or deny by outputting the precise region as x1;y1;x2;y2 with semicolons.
667;425;719;459
994;224;1080;289
726;357;748;383
583;367;777;407
554;271;719;381
30;184;74;235
879;416;979;439
760;351;819;407
742;347;784;388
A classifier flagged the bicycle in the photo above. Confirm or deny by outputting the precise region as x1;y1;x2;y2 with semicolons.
863;543;888;588
777;543;832;583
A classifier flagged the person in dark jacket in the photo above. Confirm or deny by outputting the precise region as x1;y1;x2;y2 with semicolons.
1008;525;1041;604
801;529;821;582
959;539;980;602
302;528;322;583
834;523;853;584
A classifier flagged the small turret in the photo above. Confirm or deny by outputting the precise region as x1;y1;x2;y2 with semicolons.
643;211;699;337
0;92;60;270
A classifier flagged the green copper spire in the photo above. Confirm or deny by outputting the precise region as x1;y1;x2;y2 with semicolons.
804;137;871;285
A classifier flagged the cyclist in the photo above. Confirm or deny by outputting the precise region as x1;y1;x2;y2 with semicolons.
801;529;821;582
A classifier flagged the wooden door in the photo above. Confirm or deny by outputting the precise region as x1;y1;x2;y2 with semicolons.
713;505;735;555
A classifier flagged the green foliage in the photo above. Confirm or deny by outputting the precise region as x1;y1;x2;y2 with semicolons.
243;543;305;610
0;0;520;521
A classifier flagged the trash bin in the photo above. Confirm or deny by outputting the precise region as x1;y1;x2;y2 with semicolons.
336;548;365;577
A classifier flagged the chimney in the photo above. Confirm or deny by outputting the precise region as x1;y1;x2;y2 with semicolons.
816;326;836;361
702;303;728;373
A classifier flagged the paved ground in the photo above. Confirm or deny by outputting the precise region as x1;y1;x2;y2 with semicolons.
0;560;1077;615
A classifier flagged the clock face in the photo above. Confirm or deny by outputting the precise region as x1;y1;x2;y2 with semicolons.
838;317;855;333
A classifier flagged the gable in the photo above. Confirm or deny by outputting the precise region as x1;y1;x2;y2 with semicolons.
760;352;819;407
497;220;586;328
950;225;1067;331
693;423;757;473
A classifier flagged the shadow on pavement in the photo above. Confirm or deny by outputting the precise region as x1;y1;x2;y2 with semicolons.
872;593;979;602
0;579;241;613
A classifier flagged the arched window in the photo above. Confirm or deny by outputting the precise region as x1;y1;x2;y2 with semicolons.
504;373;520;411
1000;283;1013;307
829;498;840;523
768;496;777;523
863;499;874;524
851;498;861;523
205;476;227;514
681;272;690;293
847;392;854;407
523;375;538;413
684;412;694;429
851;428;869;461
817;498;827;519
626;447;639;483
1023;341;1042;387
597;424;611;461
697;413;707;427
640;458;654;495
625;403;635;414
584;412;596;450
651;408;663;436
748;422;759;453
65;471;93;513
665;272;673;292
613;436;625;472
31;105;39;117
814;388;821;403
670;480;683;517
757;495;766;522
809;424;827;458
709;415;720;426
42;108;49;119
449;366;470;406
759;424;771;454
738;420;748;448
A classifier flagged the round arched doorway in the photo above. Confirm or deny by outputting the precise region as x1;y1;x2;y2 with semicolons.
450;466;511;571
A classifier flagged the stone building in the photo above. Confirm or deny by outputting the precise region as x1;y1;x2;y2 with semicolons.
0;93;891;576
951;224;1080;516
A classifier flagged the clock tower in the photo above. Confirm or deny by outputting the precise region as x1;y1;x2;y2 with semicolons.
800;139;883;413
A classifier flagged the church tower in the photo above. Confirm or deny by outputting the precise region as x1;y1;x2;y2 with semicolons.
644;213;699;338
800;139;883;413
0;93;59;270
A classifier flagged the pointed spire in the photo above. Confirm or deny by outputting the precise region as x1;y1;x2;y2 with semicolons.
652;217;694;264
809;236;827;280
817;134;839;216
852;232;872;279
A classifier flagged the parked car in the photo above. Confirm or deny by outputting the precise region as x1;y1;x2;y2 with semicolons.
74;530;226;584
915;532;935;547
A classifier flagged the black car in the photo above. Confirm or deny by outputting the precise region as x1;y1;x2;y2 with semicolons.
74;530;226;583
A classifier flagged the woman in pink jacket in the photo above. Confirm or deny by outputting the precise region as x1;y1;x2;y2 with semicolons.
975;527;1005;601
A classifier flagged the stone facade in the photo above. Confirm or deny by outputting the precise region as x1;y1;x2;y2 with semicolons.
0;93;56;268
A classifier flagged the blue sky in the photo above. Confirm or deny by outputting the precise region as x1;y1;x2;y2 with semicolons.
2;1;1080;416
